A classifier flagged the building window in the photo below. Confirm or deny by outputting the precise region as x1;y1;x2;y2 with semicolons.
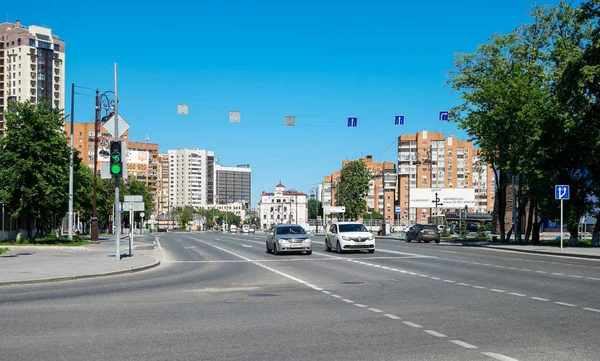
54;44;60;51
29;39;35;46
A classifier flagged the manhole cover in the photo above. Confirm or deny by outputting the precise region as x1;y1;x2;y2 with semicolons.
340;281;365;285
248;293;278;297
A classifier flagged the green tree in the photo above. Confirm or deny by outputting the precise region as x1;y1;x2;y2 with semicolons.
0;101;70;238
308;199;322;220
362;211;383;220
122;179;155;224
335;159;371;220
72;152;94;222
174;205;194;229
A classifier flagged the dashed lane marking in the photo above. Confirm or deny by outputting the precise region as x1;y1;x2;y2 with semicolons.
450;340;478;349
424;330;447;338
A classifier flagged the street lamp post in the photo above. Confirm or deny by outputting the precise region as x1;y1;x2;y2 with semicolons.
91;89;115;243
310;188;318;233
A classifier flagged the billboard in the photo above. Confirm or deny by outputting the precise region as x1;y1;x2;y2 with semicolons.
126;150;149;173
410;188;475;208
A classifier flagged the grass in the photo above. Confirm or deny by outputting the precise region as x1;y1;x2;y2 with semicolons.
0;247;8;254
0;235;89;247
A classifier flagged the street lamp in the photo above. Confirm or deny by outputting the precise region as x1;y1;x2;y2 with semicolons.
91;89;115;243
310;187;319;233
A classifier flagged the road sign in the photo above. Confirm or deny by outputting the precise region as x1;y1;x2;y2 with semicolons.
229;111;240;122
555;185;570;200
284;116;295;126
394;115;405;126
329;206;346;213
177;104;188;115
103;114;130;138
121;202;144;212
347;117;357;127
140;212;145;218
439;111;449;121
124;195;143;203
395;205;401;215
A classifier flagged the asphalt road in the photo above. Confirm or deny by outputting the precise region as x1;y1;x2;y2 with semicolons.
2;232;600;361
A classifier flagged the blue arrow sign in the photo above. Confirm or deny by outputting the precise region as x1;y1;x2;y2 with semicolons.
347;117;357;127
439;111;449;121
395;205;401;215
394;115;405;126
555;185;570;200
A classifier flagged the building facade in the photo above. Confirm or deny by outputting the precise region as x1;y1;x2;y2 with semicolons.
127;140;159;213
214;164;252;208
258;184;308;230
157;153;169;216
322;155;397;221
168;148;215;210
0;21;65;136
397;131;494;225
69;122;129;170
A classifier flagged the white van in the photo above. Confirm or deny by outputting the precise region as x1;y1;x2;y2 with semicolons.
230;225;237;233
242;224;250;233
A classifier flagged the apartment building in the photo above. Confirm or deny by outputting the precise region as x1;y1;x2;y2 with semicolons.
258;184;308;230
397;131;494;225
70;122;128;169
127;140;159;211
168;148;215;209
323;155;397;221
157;153;169;216
0;20;65;136
214;164;252;208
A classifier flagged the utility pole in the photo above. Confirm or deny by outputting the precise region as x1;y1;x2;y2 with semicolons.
68;83;75;241
114;64;121;260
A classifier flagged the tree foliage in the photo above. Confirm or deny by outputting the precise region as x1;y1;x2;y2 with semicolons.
335;160;371;220
308;199;322;219
0;101;70;238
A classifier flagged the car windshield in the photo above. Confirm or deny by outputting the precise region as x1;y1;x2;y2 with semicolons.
276;226;305;235
339;224;369;233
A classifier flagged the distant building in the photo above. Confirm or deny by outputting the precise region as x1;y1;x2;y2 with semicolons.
68;122;128;170
214;164;252;209
127;140;159;213
157;153;169;216
258;184;309;230
168;148;215;209
0;20;65;136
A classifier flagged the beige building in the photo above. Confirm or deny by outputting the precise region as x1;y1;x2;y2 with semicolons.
69;122;128;169
397;131;494;225
0;20;65;136
157;153;169;216
127;140;159;212
323;155;397;221
168;148;215;209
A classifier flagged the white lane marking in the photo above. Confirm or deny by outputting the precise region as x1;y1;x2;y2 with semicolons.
552;273;565;276
521;269;532;272
450;340;478;349
375;249;437;258
331;295;342;299
509;293;527;297
481;352;520;361
490;289;506;293
534;271;547;274
418;274;430;278
438;250;457;254
384;314;401;320
554;302;576;307
402;321;422;328
568;275;583;278
530;297;550;302
342;299;354;303
368;308;383;313
584;308;600;313
424;330;447;338
321;290;332;295
588;277;600;281
457;283;471;286
354;304;368;308
430;277;441;280
241;244;252;248
472;286;487;289
443;280;456;283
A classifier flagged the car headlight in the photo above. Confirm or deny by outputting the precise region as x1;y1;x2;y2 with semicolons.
278;238;289;243
341;235;349;240
369;235;374;240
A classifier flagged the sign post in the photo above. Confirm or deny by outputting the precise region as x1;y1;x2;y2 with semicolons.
555;185;570;252
395;205;401;230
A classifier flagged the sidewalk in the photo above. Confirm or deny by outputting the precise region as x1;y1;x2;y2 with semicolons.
0;235;161;286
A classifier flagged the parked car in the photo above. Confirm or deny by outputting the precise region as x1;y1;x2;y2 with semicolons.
230;225;237;233
248;226;256;234
326;222;375;254
266;224;312;255
241;224;250;233
406;224;441;243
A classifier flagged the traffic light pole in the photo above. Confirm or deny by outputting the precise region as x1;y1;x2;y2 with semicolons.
114;63;121;260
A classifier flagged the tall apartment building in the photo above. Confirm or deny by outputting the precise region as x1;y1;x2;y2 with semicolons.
214;164;252;208
397;131;494;225
127;140;159;212
157;153;169;216
323;155;397;221
0;20;65;136
168;148;215;210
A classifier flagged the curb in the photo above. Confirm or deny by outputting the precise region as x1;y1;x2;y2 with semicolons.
0;258;161;287
472;245;600;260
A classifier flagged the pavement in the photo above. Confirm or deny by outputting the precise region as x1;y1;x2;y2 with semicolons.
2;231;599;286
0;234;161;286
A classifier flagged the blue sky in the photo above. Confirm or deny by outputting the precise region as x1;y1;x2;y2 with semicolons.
5;0;565;206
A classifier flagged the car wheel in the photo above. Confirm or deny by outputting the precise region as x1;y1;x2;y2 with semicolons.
417;236;422;243
273;243;279;255
424;240;430;243
368;249;375;254
306;250;312;255
266;242;271;253
325;238;332;252
336;241;344;254
435;239;440;244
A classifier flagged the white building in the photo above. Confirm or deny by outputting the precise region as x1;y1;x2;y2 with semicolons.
259;184;308;230
0;20;66;137
207;202;246;219
168;148;215;209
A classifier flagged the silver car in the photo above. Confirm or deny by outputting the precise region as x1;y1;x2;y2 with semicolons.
266;224;312;255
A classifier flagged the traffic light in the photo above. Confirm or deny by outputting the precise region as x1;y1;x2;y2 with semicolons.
109;141;123;178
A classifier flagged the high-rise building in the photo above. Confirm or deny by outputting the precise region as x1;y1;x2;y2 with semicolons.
214;164;252;208
127;140;159;212
168;148;215;209
157;153;169;216
0;20;65;136
323;155;397;221
397;131;494;225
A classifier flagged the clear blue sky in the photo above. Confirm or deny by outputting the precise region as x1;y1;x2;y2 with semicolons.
5;0;565;206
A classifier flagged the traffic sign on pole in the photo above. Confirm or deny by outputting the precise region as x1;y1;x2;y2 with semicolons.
555;185;570;200
439;111;449;121
395;205;401;215
347;117;357;127
394;115;405;126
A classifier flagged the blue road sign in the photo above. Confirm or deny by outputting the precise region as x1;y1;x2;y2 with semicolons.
555;185;570;200
395;205;401;215
227;195;232;199
439;111;449;121
347;117;358;127
394;115;405;126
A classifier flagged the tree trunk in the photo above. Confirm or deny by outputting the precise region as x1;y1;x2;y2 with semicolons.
532;219;542;244
567;208;579;246
495;167;507;242
524;199;535;243
591;217;599;247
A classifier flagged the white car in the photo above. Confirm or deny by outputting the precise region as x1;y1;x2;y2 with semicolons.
325;222;375;254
